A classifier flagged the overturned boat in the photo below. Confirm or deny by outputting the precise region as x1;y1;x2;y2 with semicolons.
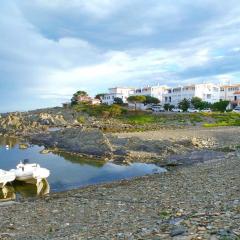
0;169;16;188
10;160;50;185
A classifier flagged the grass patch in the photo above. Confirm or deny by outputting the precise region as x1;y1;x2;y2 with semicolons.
72;103;126;118
124;114;156;125
202;112;240;127
72;104;240;129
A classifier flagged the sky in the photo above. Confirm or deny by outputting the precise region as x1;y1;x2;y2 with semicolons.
1;0;240;112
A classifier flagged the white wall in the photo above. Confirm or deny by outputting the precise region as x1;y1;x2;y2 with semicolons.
163;84;220;106
101;87;134;105
132;85;168;102
220;84;240;101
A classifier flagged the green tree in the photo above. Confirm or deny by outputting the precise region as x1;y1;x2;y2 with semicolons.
178;98;190;112
71;91;88;105
190;97;212;110
191;97;202;109
114;97;124;105
201;101;212;110
95;93;106;100
164;103;175;111
211;100;229;112
144;96;160;105
127;95;146;110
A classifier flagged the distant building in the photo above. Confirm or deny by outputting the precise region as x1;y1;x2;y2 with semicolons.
90;98;101;105
220;84;240;108
132;85;168;103
100;82;240;108
101;87;135;105
163;83;220;106
75;95;92;103
73;95;101;105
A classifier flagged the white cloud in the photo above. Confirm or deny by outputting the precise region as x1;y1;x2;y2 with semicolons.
1;0;240;111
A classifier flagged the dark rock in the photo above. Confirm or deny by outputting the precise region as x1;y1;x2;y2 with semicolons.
113;149;128;156
170;226;186;237
30;128;113;158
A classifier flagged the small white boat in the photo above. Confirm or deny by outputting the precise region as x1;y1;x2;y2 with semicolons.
0;169;16;188
10;161;50;185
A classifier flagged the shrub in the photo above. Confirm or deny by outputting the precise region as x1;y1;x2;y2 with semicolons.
109;104;123;117
77;116;86;124
211;100;229;112
72;103;125;118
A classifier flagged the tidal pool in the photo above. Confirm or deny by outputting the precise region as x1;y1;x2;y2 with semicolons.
0;136;166;200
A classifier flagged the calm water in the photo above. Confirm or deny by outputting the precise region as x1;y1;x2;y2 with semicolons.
0;137;166;201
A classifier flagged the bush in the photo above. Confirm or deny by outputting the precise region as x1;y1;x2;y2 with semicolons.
211;100;229;112
109;104;123;117
77;116;86;124
72;103;125;118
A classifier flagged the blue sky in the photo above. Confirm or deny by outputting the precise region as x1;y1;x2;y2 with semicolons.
1;0;240;112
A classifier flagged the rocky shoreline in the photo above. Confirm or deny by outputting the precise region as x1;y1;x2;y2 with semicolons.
1;108;239;167
0;108;240;239
0;146;239;239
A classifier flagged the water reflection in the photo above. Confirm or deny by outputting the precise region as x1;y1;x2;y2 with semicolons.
0;179;50;201
0;136;19;149
0;136;166;201
55;151;105;168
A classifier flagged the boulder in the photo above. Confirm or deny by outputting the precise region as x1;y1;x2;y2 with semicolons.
37;113;67;126
19;143;29;149
30;128;113;158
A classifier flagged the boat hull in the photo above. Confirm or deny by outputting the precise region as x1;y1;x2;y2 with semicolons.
0;171;16;188
0;185;16;201
10;165;50;185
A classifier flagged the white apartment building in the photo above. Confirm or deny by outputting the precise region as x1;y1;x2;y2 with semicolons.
220;84;240;107
132;85;168;102
163;83;220;106
101;87;135;105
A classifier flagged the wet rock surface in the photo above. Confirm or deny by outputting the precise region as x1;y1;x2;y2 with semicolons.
111;127;240;166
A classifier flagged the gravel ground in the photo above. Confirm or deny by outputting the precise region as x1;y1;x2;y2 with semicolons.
0;127;240;240
114;127;240;147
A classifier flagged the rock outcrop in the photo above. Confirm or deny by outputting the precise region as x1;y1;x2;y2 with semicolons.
30;128;113;158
